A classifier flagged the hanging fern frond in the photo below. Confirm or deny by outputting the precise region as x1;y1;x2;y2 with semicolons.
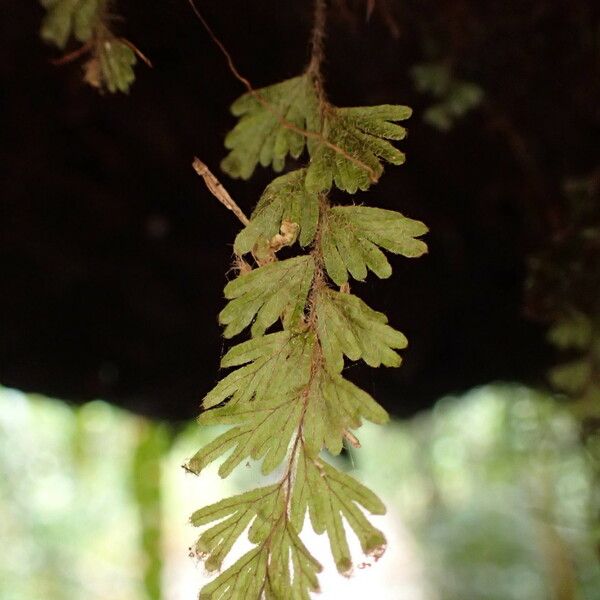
188;2;428;597
39;0;142;93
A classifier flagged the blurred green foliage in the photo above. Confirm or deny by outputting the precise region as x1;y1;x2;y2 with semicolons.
1;383;598;599
39;0;138;93
411;62;483;131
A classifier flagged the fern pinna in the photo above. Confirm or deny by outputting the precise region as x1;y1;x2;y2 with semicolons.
39;0;144;93
187;2;428;597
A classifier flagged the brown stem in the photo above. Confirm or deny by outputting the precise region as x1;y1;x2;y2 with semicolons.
307;0;328;104
49;41;93;66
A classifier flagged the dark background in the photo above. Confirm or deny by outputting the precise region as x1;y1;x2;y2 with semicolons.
2;0;598;421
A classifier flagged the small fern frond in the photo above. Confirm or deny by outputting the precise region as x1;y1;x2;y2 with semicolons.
39;0;141;93
221;75;320;179
321;205;428;285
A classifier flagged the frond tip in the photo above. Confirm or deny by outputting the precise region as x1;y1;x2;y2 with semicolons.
192;46;426;600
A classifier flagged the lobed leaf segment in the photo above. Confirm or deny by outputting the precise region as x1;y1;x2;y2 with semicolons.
39;0;138;93
188;61;427;600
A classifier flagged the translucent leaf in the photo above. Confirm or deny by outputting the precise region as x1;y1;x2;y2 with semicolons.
199;546;268;600
302;369;389;457
194;377;307;477
293;453;386;574
97;39;137;94
191;485;281;571
39;0;138;94
305;104;412;194
234;169;319;255
265;524;322;600
220;256;314;338
73;0;100;42
193;488;322;599
322;205;428;284
40;0;80;48
315;289;408;371
40;0;101;47
221;75;320;179
188;332;315;474
202;331;315;410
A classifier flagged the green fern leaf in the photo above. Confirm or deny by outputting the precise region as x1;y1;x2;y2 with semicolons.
40;0;81;48
221;75;320;179
193;360;312;476
265;524;322;599
97;39;137;94
40;0;138;94
302;369;388;457
321;205;428;284
234;169;319;255
315;289;408;371
73;0;101;41
201;331;315;411
220;256;315;338
195;396;302;476
293;453;386;574
199;546;268;600
191;485;282;571
187;332;315;475
193;487;322;599
40;0;101;47
305;104;412;194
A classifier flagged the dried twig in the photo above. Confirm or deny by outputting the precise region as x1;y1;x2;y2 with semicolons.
192;157;250;226
343;429;361;448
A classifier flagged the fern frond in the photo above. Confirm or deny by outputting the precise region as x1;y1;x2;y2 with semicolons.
192;382;305;476
219;256;315;338
292;452;387;575
199;330;315;410
191;14;427;596
191;485;283;571
95;39;137;93
192;484;322;599
234;169;319;256
305;104;412;194
266;523;322;599
321;205;428;284
315;289;408;371
302;369;389;456
198;546;269;600
221;76;320;179
39;0;139;93
40;0;95;48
